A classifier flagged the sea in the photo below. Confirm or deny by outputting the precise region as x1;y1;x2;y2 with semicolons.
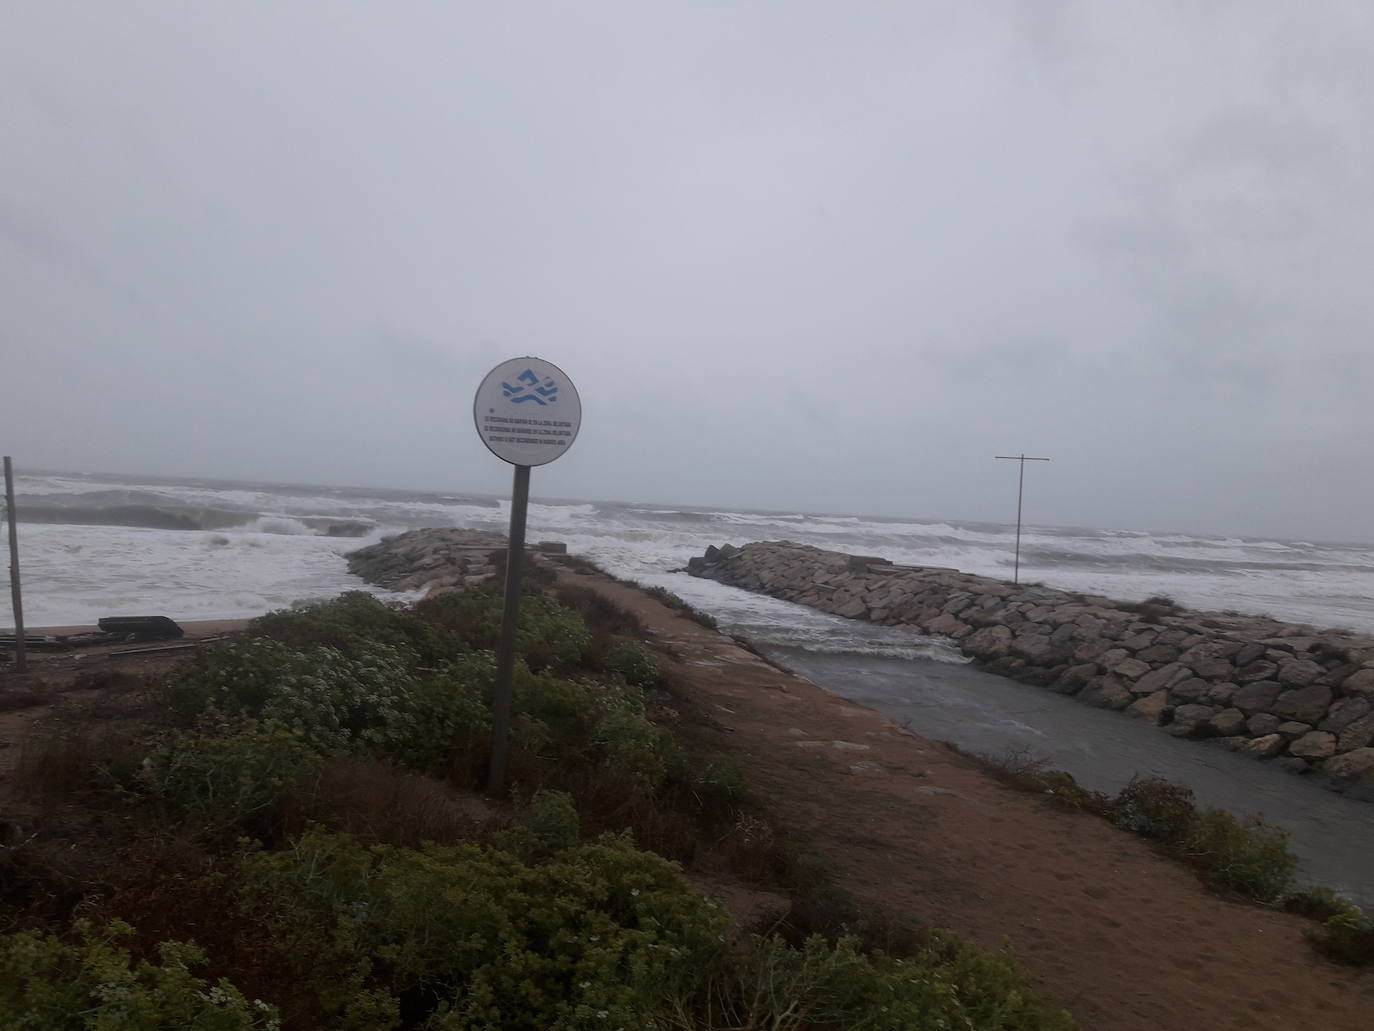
7;469;1374;902
9;470;1374;644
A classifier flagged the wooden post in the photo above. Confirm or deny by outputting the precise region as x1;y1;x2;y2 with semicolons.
487;463;531;795
3;457;25;672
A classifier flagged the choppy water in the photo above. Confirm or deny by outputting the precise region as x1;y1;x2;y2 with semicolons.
9;470;1374;642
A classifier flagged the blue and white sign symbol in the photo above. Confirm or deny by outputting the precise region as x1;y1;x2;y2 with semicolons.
474;357;581;467
502;369;559;406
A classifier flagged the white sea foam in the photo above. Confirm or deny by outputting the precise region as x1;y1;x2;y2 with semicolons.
10;471;1374;642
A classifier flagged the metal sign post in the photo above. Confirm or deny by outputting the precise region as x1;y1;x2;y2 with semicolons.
3;457;25;672
994;453;1050;585
474;358;581;794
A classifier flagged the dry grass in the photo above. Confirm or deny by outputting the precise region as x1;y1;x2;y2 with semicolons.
288;756;496;847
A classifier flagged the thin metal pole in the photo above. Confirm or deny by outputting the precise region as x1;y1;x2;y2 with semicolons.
487;463;531;795
4;457;25;672
995;454;1050;586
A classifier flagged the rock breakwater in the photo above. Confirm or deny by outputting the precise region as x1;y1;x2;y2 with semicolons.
688;541;1374;796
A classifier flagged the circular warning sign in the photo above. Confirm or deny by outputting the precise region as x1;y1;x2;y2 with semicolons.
473;357;581;466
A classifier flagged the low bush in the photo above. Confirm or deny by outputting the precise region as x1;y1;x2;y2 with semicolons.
239;827;729;1029
253;591;462;666
416;590;589;672
604;641;662;688
1177;808;1298;903
147;717;323;838
1306;902;1374;966
1108;777;1196;839
167;638;419;755
679;931;1075;1031
0;919;279;1029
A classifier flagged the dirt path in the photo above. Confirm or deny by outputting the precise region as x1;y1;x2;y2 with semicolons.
562;568;1374;1031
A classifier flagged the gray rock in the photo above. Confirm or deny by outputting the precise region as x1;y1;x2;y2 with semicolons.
1235;659;1279;683
1168;678;1212;703
1239;734;1285;758
1232;680;1283;715
1012;633;1055;661
1121;631;1157;652
1204;681;1239;705
1270;684;1333;724
1277;657;1324;687
1126;690;1171;725
1289;731;1337;760
1136;644;1181;664
1318;696;1371;733
926;613;970;638
1207;708;1247;736
1233;643;1267;667
1275;721;1311;740
1097;647;1130;668
963;625;1014;659
1322;748;1374;783
1133;662;1190;696
1178;642;1239;679
837;599;867;619
1274;757;1313;774
1110;656;1152;680
1337;713;1374;752
1341;667;1374;697
1078;677;1134;710
1170;703;1218;737
1246;713;1281;736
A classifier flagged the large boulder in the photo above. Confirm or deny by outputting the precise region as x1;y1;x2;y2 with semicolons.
1132;662;1190;696
1170;703;1219;737
1289;731;1337;760
1126;690;1171;725
1235;659;1279;683
1270;684;1333;724
1239;734;1285;758
1277;656;1324;687
1337;712;1374;752
963;624;1014;660
1232;680;1283;715
1207;708;1247;737
1318;696;1371;733
1322;748;1374;784
1178;642;1239;679
1078;677;1134;710
1341;667;1374;697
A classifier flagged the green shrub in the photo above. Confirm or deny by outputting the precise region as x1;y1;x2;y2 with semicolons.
253;591;462;666
495;789;583;859
1178;809;1298;903
417;590;590;671
148;717;323;835
241;828;728;1030
0;920;279;1029
1306;903;1374;966
512;669;672;796
604;641;661;687
378;654;495;772
693;757;748;814
684;931;1074;1031
168;639;420;755
1109;777;1196;839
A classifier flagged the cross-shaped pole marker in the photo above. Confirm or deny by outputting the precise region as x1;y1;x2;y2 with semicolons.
994;454;1050;585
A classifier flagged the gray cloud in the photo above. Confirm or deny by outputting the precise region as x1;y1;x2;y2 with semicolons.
2;1;1373;542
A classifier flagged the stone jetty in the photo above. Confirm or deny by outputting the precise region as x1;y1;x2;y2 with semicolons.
688;540;1374;796
347;528;567;594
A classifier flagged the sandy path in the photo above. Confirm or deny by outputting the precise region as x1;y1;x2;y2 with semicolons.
562;568;1374;1031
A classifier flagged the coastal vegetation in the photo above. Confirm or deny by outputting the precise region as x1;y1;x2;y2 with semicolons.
964;749;1373;964
0;589;1076;1028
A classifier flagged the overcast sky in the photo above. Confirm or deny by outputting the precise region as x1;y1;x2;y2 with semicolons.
3;2;1372;542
